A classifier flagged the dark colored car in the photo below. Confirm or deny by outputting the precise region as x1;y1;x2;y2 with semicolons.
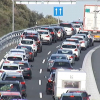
25;35;42;53
46;72;55;95
1;72;26;90
60;26;67;39
50;59;73;73
0;81;27;98
41;27;57;42
14;61;32;79
16;45;35;61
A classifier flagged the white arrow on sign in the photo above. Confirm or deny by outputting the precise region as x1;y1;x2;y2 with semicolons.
59;8;62;15
55;8;57;15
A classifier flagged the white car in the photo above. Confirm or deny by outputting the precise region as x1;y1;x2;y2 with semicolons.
66;38;81;52
73;24;83;33
4;53;28;63
19;38;37;55
0;63;22;73
5;49;28;59
71;35;88;50
61;41;80;60
37;30;52;45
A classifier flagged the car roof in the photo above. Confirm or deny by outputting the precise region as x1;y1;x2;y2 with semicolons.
75;34;87;36
21;39;35;41
51;54;67;57
66;38;79;41
0;92;21;96
41;27;54;29
2;63;19;66
13;61;29;64
0;81;20;84
62;93;82;96
62;41;77;45
37;30;49;32
17;45;32;48
10;49;25;52
71;35;84;38
79;30;89;32
52;26;61;28
54;59;69;62
5;72;22;76
24;30;38;33
6;53;23;57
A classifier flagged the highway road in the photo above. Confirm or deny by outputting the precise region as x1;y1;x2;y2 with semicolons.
92;47;100;94
0;40;100;100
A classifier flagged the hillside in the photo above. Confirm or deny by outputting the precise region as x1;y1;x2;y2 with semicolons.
0;0;61;37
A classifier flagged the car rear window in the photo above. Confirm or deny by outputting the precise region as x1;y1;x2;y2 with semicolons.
21;40;33;44
17;46;31;51
54;28;60;32
58;50;72;54
79;32;89;35
19;63;29;69
0;83;20;92
51;56;66;60
1;96;21;99
38;31;48;34
62;96;82;100
53;62;71;68
60;23;72;27
25;36;38;41
66;40;79;43
7;57;22;61
3;66;18;70
74;25;80;28
62;45;76;48
10;51;24;53
71;37;83;40
4;77;23;82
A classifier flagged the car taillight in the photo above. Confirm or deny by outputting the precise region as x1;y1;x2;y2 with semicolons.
25;68;30;70
46;35;50;37
88;35;90;38
29;52;32;55
71;27;74;31
48;79;52;82
21;35;23;37
37;40;40;43
21;82;25;85
19;44;21;45
70;56;73;58
79;28;81;30
51;67;57;70
51;32;54;34
74;49;77;51
0;70;4;73
58;31;61;34
33;44;36;46
60;47;62;49
82;41;85;43
17;71;21;73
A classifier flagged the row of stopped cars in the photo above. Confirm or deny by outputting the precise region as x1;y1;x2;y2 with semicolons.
44;27;94;99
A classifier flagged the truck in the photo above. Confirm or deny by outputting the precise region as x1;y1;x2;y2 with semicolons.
83;5;100;41
53;69;86;100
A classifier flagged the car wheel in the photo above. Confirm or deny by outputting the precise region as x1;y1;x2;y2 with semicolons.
92;42;94;46
34;51;37;57
46;89;50;95
76;57;79;61
29;75;32;80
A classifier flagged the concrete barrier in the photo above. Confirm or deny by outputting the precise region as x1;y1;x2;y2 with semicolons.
82;45;100;100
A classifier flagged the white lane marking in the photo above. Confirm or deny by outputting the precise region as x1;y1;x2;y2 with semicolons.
48;51;51;55
39;69;42;74
56;45;60;48
39;80;41;85
42;59;45;63
39;92;42;98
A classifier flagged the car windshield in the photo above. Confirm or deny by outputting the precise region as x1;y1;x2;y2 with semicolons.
10;51;24;53
19;63;29;69
21;40;33;44
0;83;20;92
58;50;72;54
71;37;83;40
62;45;76;48
62;96;82;100
53;62;70;68
51;56;66;60
7;57;22;61
1;96;21;100
66;40;79;43
25;36;38;41
3;66;18;70
4;77;23;82
38;31;48;34
17;46;31;51
60;24;71;27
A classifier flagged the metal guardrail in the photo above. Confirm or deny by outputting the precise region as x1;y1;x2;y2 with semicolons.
0;24;58;52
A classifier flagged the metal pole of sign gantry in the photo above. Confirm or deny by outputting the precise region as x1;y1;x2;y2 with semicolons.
58;16;59;24
12;0;14;32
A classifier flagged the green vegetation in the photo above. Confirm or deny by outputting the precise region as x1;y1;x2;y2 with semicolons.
0;0;62;37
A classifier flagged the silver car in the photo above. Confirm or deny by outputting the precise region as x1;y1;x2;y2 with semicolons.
47;54;69;71
56;49;75;65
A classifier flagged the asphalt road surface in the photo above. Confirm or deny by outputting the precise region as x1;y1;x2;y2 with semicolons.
0;41;100;100
91;47;100;94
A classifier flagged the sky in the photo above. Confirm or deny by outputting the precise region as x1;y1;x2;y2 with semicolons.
26;1;99;22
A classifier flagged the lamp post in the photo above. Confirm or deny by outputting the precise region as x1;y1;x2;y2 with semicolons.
12;0;14;32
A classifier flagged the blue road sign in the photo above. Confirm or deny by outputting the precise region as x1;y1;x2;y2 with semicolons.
54;7;63;16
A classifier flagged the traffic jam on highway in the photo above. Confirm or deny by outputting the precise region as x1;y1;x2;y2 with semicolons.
0;20;95;100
